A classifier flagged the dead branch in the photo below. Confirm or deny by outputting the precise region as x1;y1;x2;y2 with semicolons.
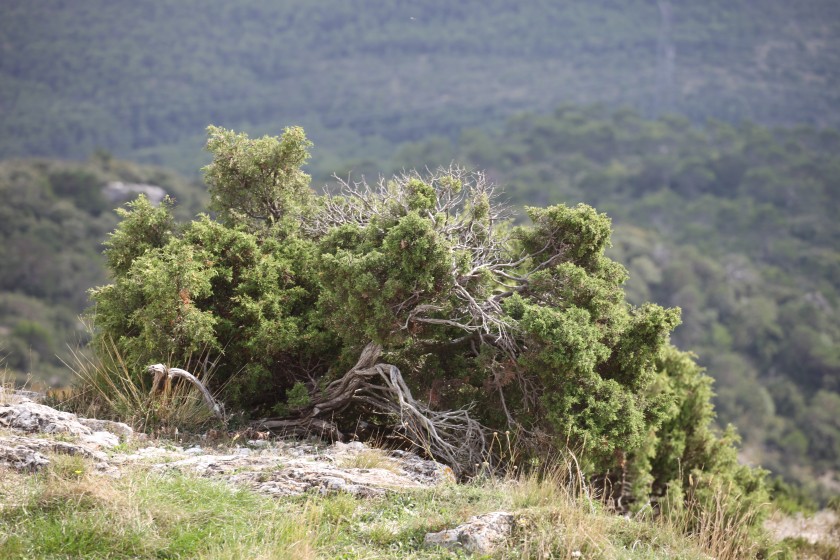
146;364;225;421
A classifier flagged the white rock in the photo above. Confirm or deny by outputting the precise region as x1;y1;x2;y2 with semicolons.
1;400;460;502
102;181;167;204
0;435;111;472
81;431;121;448
78;418;134;439
0;400;127;449
424;511;515;555
0;442;50;471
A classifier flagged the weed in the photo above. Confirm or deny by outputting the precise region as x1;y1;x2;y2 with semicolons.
47;453;89;480
652;475;770;560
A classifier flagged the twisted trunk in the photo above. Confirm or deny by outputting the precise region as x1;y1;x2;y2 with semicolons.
255;342;489;476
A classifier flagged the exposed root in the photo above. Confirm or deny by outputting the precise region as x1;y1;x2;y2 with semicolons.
256;343;489;476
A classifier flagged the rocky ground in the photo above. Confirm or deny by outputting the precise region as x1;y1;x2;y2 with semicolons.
2;388;838;557
0;391;454;497
765;510;840;547
0;389;519;555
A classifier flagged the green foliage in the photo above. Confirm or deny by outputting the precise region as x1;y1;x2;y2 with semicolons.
103;196;175;277
286;381;311;410
395;105;840;498
521;204;614;269
319;209;453;345
92;209;326;407
203;126;313;228
645;348;769;517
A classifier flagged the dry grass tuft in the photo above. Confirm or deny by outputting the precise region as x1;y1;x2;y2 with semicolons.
645;475;770;560
338;448;400;472
60;337;218;433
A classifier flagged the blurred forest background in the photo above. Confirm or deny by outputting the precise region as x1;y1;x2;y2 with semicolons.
1;0;838;497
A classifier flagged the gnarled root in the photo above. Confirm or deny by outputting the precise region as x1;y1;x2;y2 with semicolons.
256;342;489;476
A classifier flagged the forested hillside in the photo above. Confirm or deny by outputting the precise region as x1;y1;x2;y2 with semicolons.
388;106;840;493
2;0;840;175
0;157;205;384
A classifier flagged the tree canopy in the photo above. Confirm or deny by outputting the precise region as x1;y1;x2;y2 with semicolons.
3;1;839;176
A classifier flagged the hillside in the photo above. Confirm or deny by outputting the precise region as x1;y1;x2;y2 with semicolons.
0;157;205;384
2;1;840;176
388;105;840;496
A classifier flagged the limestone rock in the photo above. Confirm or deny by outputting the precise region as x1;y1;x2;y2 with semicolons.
0;387;46;403
147;440;452;498
102;181;167;204
0;435;112;472
0;398;454;500
78;417;134;440
0;399;130;449
0;441;50;471
765;509;840;546
424;511;515;554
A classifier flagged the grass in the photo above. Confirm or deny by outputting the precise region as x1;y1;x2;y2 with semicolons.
57;338;220;434
337;448;401;472
0;449;778;560
2;345;783;558
2;351;787;558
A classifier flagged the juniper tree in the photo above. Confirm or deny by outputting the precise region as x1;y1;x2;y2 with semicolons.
90;126;767;513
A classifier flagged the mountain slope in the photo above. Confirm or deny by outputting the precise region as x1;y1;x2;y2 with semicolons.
2;1;839;174
0;157;205;384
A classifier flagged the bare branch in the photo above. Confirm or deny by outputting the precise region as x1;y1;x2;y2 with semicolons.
147;364;225;421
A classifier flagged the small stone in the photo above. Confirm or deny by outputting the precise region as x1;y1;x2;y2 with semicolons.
424;511;515;555
81;431;120;448
78;418;134;440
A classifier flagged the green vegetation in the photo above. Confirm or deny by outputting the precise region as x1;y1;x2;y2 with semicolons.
0;157;205;385
390;104;840;496
2;1;838;553
0;452;773;559
83;126;768;540
2;1;839;176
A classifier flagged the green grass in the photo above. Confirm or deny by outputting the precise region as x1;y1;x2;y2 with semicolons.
0;452;773;559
